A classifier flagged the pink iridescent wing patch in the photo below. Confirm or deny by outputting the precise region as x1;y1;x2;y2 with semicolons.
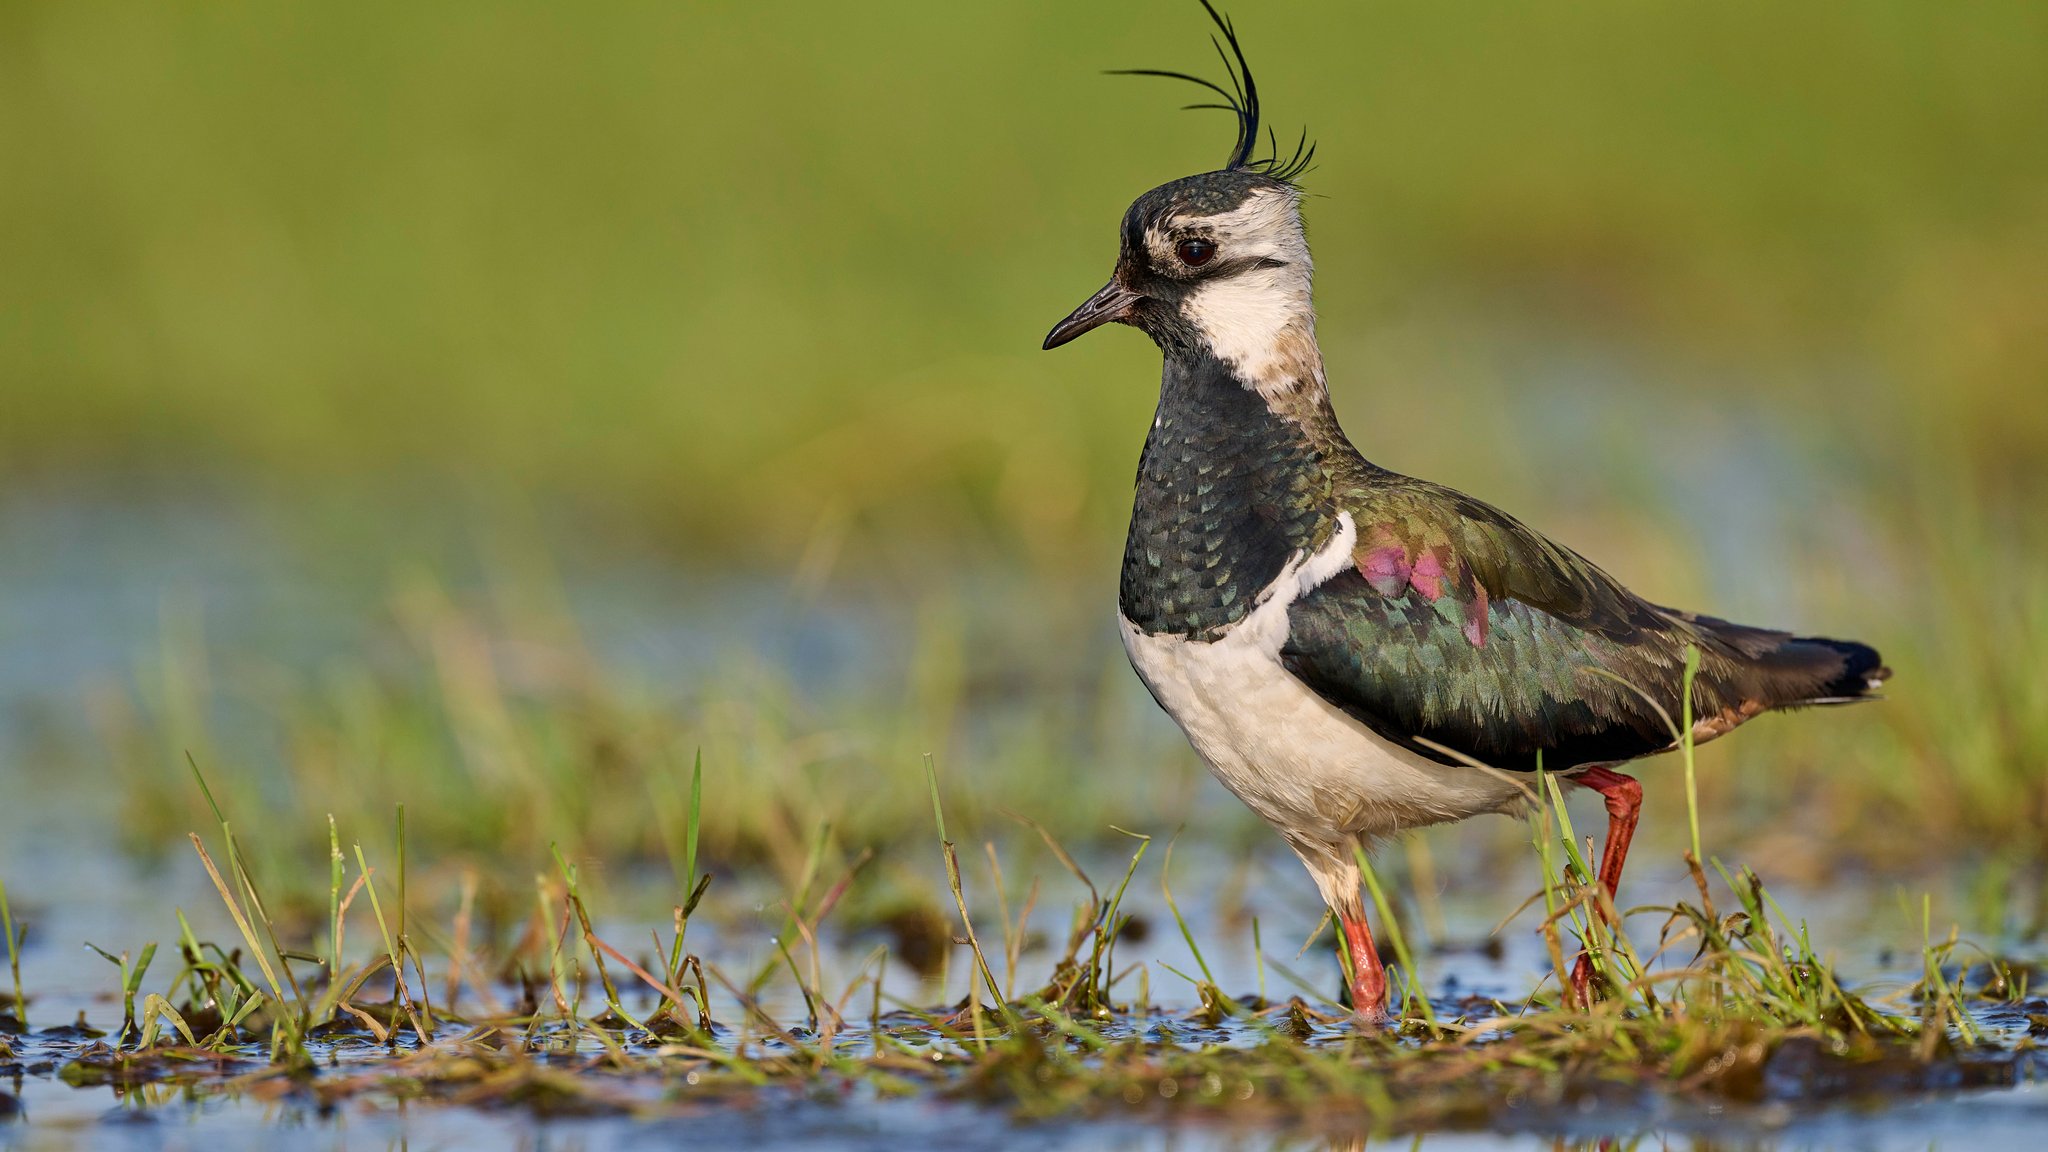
1359;544;1411;596
1356;532;1489;647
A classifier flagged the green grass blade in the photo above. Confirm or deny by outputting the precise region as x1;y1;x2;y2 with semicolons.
0;876;21;1027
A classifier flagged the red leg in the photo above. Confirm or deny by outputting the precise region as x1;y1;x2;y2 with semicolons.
1342;914;1389;1022
1567;766;1642;1007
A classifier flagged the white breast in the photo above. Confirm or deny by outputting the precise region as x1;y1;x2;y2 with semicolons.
1120;512;1526;850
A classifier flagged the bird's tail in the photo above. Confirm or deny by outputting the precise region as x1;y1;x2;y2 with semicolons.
1687;612;1891;709
1771;634;1890;704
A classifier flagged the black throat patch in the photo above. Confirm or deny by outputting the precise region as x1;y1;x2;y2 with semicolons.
1119;352;1328;639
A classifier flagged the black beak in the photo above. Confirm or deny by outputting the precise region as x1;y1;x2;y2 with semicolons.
1043;281;1142;350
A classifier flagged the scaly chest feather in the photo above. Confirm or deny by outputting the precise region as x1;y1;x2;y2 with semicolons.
1118;353;1327;638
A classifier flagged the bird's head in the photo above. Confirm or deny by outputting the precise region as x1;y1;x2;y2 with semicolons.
1043;2;1322;396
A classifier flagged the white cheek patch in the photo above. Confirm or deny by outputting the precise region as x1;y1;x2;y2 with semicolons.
1184;270;1317;393
1170;189;1323;397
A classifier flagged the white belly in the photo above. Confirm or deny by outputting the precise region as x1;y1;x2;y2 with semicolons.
1117;511;1525;849
1122;614;1526;844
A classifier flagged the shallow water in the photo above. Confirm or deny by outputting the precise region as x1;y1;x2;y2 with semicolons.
3;982;2042;1152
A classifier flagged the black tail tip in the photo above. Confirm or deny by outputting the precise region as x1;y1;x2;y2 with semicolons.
1811;637;1890;698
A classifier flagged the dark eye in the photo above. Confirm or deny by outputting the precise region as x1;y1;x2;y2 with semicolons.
1176;238;1217;267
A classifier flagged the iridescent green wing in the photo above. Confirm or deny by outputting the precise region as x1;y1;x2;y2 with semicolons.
1279;474;1706;772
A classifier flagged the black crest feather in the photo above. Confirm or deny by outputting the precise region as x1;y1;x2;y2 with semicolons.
1109;0;1316;183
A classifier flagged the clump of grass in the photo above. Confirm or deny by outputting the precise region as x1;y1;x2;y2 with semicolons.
1518;651;1918;1047
83;941;157;1044
1005;814;1151;1022
925;756;1012;1037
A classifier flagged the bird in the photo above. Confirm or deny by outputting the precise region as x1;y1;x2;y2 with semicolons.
1041;2;1889;1021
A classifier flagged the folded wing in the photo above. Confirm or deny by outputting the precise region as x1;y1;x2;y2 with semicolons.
1279;476;1884;773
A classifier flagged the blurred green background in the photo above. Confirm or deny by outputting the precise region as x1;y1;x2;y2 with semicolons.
2;1;2044;885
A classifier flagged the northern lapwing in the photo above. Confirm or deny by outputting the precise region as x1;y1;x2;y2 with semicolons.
1042;2;1889;1020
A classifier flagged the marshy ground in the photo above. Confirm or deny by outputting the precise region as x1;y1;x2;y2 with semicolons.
4;773;2043;1150
1;496;2043;1151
